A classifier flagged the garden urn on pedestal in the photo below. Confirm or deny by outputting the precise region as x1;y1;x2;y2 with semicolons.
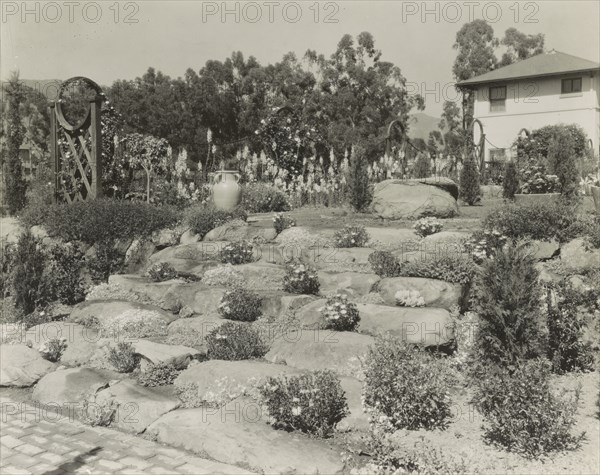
212;170;242;210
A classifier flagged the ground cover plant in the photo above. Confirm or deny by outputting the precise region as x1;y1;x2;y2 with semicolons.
333;224;370;248
258;370;348;437
413;217;443;237
137;362;181;387
219;240;255;265
107;342;139;373
282;259;320;294
184;205;247;238
320;293;360;331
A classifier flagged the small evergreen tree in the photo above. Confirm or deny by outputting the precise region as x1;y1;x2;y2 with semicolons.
12;230;48;315
547;129;580;197
502;161;519;200
459;155;481;205
473;242;547;365
348;144;372;212
412;152;431;178
4;72;27;214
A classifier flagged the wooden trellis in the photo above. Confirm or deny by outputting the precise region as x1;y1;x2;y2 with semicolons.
50;76;104;203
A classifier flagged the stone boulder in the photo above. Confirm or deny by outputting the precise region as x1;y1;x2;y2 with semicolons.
203;220;277;242
372;180;458;220
411;177;459;200
148;241;227;274
260;294;318;318
123;239;157;273
180;229;201;244
265;329;374;379
151;226;186;249
147;400;345;474
0;345;56;387
338;377;369;432
560;238;600;273
175;360;301;407
94;380;180;433
529;240;560;260
295;299;327;328
25;322;100;367
235;262;286;291
69;300;176;338
376;277;462;310
133;340;200;371
318;271;380;297
356;304;454;347
32;367;116;406
313;248;374;271
167;314;226;353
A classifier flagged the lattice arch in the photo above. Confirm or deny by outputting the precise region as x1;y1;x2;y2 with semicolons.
50;76;104;203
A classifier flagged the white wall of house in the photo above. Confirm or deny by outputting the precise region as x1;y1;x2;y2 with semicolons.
472;72;600;161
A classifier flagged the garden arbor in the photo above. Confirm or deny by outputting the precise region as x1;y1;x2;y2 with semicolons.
50;76;105;203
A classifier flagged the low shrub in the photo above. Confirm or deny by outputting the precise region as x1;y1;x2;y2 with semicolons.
218;288;263;322
363;336;453;431
320;294;360;331
473;359;583;458
333;225;370;248
81;394;118;427
185;205;247;238
25;200;180;245
85;240;126;284
413;217;443;237
273;213;296;234
473;243;546;365
282;259;320;295
137;362;181;387
107;342;139;373
368;250;402;278
258;370;348;437
395;290;425;307
147;262;178;282
483;201;579;242
206;321;268;360
518;165;560;194
38;337;68;362
219;241;255;265
544;280;596;374
241;183;290;213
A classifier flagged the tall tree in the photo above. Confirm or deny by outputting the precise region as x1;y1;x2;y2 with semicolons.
4;72;27;214
453;20;498;128
499;28;544;66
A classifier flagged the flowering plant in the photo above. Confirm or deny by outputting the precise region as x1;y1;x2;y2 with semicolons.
519;165;560;194
413;217;443;237
273;213;296;235
282;259;320;295
258;370;348;437
394;290;425;307
333;225;370;248
38;338;67;362
465;230;508;264
147;262;178;282
218;288;263;322
320;293;360;331
202;265;246;288
219;241;255;265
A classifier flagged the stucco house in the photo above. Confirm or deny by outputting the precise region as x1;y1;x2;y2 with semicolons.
457;50;600;165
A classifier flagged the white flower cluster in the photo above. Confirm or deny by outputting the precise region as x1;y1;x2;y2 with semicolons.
395;290;425;307
413;217;443;237
202;265;246;288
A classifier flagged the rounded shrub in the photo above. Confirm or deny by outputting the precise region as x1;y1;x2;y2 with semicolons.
218;288;263;322
282;259;320;295
219;241;255;265
258;370;348;437
320;294;360;331
206;321;268;360
363;336;453;431
333;225;370;248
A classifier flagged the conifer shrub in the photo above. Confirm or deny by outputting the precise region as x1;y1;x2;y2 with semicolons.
502;161;519;200
459;156;481;205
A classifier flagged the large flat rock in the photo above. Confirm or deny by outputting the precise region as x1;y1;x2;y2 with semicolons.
372;180;458;220
133;339;200;370
203;221;277;242
318;271;380;297
265;329;374;379
94;380;180;434
560;238;600;273
376;277;462;310
356;303;454;347
32;367;116;406
25;322;100;367
175;360;301;407
147;400;345;474
0;345;56;387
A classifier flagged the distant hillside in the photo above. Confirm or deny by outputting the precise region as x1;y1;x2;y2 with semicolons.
407;112;444;141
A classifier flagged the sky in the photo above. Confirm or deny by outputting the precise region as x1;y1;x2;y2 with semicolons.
1;0;599;116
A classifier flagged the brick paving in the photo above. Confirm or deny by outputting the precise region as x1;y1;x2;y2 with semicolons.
0;396;253;475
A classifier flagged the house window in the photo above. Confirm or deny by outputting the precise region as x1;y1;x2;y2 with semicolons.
489;86;506;112
561;77;582;94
